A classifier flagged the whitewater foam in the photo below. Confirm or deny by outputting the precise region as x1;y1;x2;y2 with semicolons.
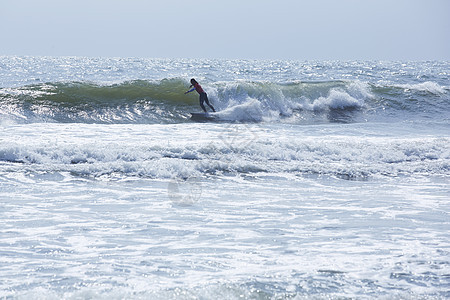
215;98;264;122
396;81;447;94
308;89;364;111
1;123;448;180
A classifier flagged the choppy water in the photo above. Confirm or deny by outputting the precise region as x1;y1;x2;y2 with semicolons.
0;57;449;299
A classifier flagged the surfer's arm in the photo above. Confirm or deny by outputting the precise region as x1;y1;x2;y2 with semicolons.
184;87;195;94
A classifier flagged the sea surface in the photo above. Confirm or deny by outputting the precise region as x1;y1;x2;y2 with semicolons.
0;57;449;299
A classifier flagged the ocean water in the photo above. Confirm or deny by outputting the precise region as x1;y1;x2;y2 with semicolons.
0;57;449;299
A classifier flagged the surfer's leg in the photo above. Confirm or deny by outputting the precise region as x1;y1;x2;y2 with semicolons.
204;94;216;112
199;95;207;112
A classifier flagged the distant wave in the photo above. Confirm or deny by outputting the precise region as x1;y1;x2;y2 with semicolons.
394;81;447;94
0;78;448;124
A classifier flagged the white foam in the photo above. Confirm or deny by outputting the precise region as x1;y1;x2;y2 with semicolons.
309;89;364;111
208;80;372;122
397;81;446;94
215;98;264;122
1;123;448;180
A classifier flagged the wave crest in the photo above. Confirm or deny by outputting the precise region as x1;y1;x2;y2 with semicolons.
396;81;447;94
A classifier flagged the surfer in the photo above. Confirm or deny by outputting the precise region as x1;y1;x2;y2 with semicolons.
184;78;216;113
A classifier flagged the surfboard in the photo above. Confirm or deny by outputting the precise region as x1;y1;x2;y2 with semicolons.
190;112;218;122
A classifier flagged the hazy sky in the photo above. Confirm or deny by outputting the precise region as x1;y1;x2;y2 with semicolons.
2;0;449;60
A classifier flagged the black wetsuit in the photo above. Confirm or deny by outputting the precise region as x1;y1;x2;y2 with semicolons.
187;83;216;112
199;92;215;113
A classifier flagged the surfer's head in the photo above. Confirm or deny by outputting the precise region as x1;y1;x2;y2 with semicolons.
190;78;197;85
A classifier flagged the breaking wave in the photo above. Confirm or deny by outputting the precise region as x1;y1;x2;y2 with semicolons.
0;78;448;124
